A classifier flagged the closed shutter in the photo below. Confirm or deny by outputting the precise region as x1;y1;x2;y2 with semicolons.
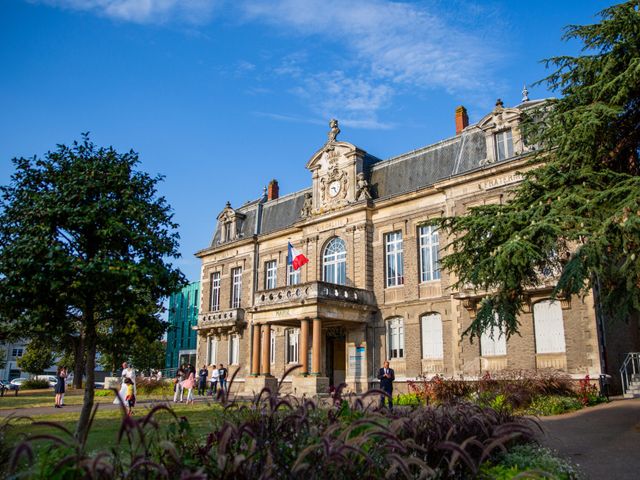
534;301;566;353
481;324;507;356
421;313;443;359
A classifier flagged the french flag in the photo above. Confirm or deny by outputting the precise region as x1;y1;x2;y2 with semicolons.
288;242;309;271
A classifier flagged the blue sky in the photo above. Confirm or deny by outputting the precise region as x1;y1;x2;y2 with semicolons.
1;0;617;282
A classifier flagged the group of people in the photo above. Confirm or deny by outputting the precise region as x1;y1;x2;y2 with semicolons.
114;362;137;415
173;363;228;404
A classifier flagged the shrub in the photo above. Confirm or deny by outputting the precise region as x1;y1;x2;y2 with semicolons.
7;375;537;479
135;377;172;396
21;379;50;390
480;443;581;479
394;392;422;406
526;395;583;416
576;375;606;406
94;390;113;397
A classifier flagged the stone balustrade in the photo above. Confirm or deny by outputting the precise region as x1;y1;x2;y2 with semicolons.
197;308;244;330
253;281;375;309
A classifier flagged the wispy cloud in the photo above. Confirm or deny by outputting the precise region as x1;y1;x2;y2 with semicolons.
29;0;219;25
242;0;504;128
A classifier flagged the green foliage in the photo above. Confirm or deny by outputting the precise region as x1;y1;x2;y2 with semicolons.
129;337;166;377
6;385;538;479
93;390;113;397
21;379;51;390
17;340;55;375
526;395;583;416
436;2;640;338
135;378;171;396
394;393;423;406
480;444;581;480
0;349;6;370
0;134;185;438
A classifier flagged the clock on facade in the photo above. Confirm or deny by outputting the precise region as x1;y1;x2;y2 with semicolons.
328;180;341;197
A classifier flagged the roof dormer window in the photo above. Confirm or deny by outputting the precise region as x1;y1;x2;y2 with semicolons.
495;129;514;161
216;201;245;245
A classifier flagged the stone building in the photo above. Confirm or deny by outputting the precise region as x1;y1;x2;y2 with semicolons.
194;98;635;396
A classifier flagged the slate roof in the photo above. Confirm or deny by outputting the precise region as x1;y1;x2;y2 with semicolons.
208;100;544;247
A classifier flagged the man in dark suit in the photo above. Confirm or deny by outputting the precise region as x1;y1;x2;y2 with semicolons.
377;360;395;409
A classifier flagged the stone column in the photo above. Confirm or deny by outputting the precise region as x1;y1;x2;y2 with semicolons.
311;318;322;375
300;319;309;376
261;324;271;376
251;323;261;376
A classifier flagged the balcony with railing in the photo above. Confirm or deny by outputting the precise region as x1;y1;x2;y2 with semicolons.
197;308;245;331
253;281;376;310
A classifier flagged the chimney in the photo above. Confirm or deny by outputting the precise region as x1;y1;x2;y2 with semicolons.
267;179;279;201
455;105;469;135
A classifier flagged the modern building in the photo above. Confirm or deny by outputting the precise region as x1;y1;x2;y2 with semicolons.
194;97;639;396
165;282;200;370
0;340;27;381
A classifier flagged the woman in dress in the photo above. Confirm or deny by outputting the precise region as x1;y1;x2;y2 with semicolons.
54;366;66;408
181;370;196;404
114;362;136;405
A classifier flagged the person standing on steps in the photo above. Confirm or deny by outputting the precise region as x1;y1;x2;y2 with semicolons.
218;363;228;395
197;365;208;396
209;364;219;396
377;360;395;410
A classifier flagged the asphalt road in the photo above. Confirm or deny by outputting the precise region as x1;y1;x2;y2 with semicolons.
537;398;640;480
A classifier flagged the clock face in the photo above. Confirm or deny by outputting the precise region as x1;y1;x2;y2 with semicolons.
328;180;341;198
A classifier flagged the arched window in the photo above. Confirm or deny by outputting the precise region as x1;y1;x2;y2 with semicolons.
534;300;566;353
421;313;443;359
323;237;347;285
386;317;404;359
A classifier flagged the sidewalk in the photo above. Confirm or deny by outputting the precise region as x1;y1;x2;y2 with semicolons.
537;397;640;480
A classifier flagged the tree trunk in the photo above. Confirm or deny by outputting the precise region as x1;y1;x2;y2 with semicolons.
73;335;84;389
75;309;96;443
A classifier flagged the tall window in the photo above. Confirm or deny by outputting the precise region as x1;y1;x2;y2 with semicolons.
495;129;514;161
286;328;299;363
223;222;232;242
323;237;347;285
265;260;277;290
231;267;242;308
210;272;221;311
534;301;566;354
481;324;507;357
270;329;276;364
287;264;301;286
385;231;404;287
421;313;443;359
229;334;239;365
386;318;404;359
419;226;440;282
208;338;218;365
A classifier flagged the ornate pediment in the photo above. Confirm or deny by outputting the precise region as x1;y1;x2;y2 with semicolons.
304;119;370;216
477;99;522;132
215;202;246;244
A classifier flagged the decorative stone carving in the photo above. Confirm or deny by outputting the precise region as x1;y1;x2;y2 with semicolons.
300;192;313;218
355;172;372;200
328;118;340;143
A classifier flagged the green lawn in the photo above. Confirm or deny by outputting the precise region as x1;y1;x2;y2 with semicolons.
0;389;175;410
4;402;223;452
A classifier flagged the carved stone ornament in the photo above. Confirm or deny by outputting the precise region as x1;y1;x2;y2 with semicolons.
328;118;340;143
300;192;313;218
355;172;372;200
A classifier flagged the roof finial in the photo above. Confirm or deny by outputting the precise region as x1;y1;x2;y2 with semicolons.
522;84;530;102
225;201;231;208
328;118;340;142
495;98;504;109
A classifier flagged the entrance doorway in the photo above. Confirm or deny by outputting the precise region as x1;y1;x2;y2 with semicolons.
326;329;346;387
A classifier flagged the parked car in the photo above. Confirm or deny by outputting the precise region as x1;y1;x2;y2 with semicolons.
36;375;59;388
0;380;19;391
94;382;105;389
10;377;29;387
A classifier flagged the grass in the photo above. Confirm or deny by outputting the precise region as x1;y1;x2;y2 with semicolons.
0;389;175;410
5;401;223;452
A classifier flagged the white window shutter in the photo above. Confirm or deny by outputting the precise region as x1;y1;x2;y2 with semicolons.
421;313;443;359
534;301;566;354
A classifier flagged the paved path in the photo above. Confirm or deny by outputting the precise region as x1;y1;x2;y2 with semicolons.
537;398;640;480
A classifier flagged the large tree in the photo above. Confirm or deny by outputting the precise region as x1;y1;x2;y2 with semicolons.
17;339;56;375
0;135;185;440
437;1;640;340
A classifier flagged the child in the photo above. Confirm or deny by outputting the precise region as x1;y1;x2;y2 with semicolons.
182;370;196;404
124;377;135;416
